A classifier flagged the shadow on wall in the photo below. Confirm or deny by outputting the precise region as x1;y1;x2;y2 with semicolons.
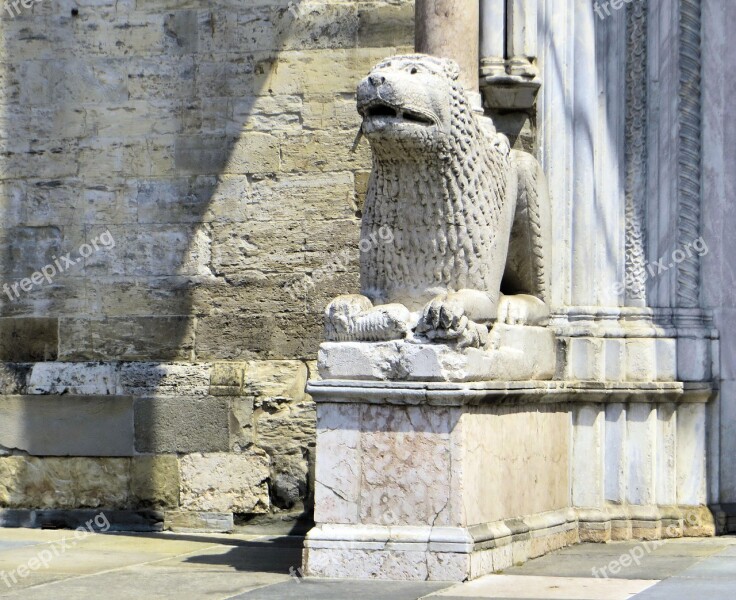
0;0;413;522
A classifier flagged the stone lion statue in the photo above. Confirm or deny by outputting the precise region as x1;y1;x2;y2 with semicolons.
325;54;551;349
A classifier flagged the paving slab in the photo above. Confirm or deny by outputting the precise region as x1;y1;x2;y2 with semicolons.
504;553;701;580
233;578;452;599
633;578;736;600
424;574;658;599
0;567;288;600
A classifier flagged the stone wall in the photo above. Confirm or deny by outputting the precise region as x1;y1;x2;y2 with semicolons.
0;0;414;528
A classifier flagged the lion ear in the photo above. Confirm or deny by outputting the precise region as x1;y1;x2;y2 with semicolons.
442;59;461;82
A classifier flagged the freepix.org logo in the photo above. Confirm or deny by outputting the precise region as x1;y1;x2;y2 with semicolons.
2;230;116;302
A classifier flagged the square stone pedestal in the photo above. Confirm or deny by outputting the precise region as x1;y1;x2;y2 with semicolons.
303;379;575;580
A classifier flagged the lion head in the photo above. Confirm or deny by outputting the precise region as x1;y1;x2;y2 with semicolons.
356;54;469;157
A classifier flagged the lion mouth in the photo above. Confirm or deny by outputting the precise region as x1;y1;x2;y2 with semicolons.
362;101;435;126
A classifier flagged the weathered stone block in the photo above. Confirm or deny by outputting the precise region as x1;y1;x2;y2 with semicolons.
226;132;280;174
0;395;134;456
118;362;211;397
357;2;414;47
0;318;57;362
210;362;245;388
28;362;117;395
58;317;195;361
165;510;234;533
131;455;180;509
244;360;308;404
257;399;315;510
179;451;270;513
0;456;129;509
229;396;255;451
194;312;322;360
134;396;229;453
0;364;31;395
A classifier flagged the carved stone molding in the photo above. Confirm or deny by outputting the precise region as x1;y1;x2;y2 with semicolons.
676;0;703;309
624;0;648;306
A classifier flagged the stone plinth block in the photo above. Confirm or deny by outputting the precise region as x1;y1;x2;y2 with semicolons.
318;324;555;382
303;379;571;581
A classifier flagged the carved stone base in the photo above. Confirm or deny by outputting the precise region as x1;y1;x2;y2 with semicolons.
318;324;556;382
303;505;714;581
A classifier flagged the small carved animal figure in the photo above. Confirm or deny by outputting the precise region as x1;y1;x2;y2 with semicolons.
325;54;551;349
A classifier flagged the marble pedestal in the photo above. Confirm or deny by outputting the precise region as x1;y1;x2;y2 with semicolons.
303;342;715;581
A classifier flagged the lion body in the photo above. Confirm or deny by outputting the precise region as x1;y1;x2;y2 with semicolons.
324;54;550;345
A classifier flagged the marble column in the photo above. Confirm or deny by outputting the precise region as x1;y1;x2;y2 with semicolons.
415;0;480;93
480;0;505;78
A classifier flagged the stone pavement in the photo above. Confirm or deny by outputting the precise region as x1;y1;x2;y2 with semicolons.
0;529;733;599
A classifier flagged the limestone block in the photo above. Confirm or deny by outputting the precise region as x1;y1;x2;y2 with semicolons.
603;339;624;381
190;274;307;315
131;455;180;509
244;360;308;403
84;101;179;138
233;95;303;134
59;317;195;361
210;362;245;390
624;338;656;382
165;510;234;533
86;276;194;317
462;405;570;525
0;364;30;395
566;337;603;381
318;325;555;382
136;177;217;225
179;451;269;513
314;404;361;524
247;172;356;222
572;404;604;507
261;48;395;96
676;403;707;505
357;2;414;47
123;224;211;278
229;396;255;450
604;403;626;503
0;456;129;509
677;336;712;382
0;318;58;361
0;395;134;457
280;130;371;173
173;135;231;176
653;338;677;381
626;403;657;505
118;362;212;397
256;399;315;509
210;221;306;274
194;312;322;360
0;226;62;278
127;57;197;100
277;3;361;52
226;132;280;174
28;362;117;395
655;403;677;505
134;396;229;453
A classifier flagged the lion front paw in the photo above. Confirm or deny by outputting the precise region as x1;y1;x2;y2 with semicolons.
497;294;549;326
325;295;410;342
415;295;488;349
